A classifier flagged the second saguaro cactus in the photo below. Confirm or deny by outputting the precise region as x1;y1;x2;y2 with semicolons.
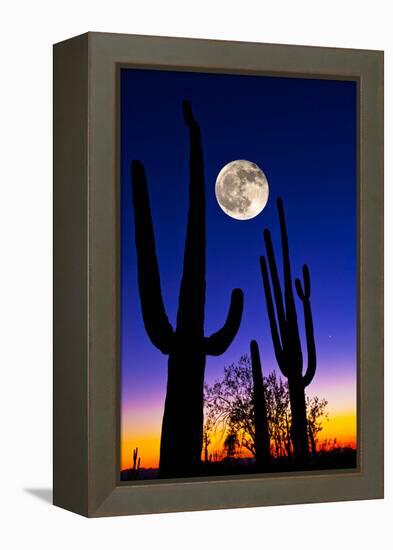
250;340;270;469
131;101;244;478
260;198;316;462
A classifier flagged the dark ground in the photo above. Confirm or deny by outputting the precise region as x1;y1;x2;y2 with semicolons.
120;447;356;481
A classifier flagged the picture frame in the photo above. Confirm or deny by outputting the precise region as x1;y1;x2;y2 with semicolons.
53;32;383;517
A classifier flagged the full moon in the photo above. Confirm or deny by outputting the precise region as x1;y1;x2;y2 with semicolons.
215;160;269;220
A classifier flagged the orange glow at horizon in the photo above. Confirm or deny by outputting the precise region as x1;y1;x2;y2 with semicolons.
120;409;357;471
316;411;356;448
121;432;160;470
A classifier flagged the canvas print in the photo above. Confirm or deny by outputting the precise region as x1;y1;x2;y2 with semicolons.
119;68;357;481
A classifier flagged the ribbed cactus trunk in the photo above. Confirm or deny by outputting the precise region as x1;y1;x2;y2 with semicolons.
287;376;309;461
250;340;270;469
260;198;316;463
131;101;244;478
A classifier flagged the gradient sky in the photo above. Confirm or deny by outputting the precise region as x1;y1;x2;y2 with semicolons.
120;68;357;470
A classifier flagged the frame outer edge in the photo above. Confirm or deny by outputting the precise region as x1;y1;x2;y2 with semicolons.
53;33;90;516
360;50;384;498
82;33;383;516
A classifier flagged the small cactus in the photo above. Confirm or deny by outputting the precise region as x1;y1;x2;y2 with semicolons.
130;447;141;480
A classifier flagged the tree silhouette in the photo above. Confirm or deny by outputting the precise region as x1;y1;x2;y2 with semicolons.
260;198;316;462
224;431;239;459
131;101;244;478
264;371;292;458
204;355;255;456
202;415;213;463
307;396;328;457
204;355;327;463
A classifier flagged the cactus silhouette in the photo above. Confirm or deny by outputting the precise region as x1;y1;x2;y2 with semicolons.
250;340;270;469
131;100;244;478
260;198;316;462
131;447;141;480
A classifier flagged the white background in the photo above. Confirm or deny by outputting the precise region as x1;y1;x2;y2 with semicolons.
0;1;390;547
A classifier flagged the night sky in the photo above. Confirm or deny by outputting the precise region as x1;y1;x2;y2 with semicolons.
120;68;357;468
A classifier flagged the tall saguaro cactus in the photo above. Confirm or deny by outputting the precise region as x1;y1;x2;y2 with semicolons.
131;101;244;478
250;340;270;469
260;198;316;462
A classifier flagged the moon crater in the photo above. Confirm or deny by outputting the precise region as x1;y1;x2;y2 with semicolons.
215;160;269;220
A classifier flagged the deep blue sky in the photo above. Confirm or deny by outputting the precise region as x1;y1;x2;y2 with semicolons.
120;68;357;419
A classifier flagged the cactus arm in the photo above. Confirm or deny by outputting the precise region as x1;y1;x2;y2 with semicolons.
295;265;316;387
176;100;206;336
277;197;298;318
277;197;303;366
295;264;311;300
263;228;286;333
301;299;316;387
204;289;244;356
277;197;292;292
131;160;175;354
260;256;286;374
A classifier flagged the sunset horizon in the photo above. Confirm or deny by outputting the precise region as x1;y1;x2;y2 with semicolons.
121;373;357;470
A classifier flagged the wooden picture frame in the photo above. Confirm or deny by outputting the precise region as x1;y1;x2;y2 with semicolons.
53;32;383;517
